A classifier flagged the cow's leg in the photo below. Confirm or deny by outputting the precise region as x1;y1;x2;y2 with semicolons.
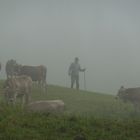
6;74;9;79
25;95;29;105
24;91;30;105
37;80;42;90
44;81;47;93
18;94;25;108
12;93;17;106
38;80;46;93
42;80;47;93
132;102;138;113
4;93;9;105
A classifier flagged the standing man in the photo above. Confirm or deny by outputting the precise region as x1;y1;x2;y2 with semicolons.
68;57;86;90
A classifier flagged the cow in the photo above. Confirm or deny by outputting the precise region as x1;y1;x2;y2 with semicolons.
5;59;18;78
27;100;65;113
4;75;32;106
117;86;140;109
17;65;47;91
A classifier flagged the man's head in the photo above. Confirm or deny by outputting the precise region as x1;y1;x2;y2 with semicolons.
75;57;79;63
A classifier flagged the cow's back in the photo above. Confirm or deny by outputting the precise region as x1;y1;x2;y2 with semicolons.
6;75;32;90
16;75;32;89
20;66;37;80
125;88;140;100
19;65;46;82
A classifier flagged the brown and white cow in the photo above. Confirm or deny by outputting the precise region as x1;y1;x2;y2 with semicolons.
17;65;47;91
117;86;140;109
4;75;32;106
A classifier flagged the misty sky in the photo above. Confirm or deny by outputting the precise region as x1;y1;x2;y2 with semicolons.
0;0;140;94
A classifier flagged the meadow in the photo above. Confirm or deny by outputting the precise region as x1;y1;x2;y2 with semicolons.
0;80;140;140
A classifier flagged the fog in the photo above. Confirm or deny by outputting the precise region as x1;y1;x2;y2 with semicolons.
0;0;140;94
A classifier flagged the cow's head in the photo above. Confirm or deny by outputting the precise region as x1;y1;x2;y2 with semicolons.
3;79;15;103
4;86;16;103
115;86;125;100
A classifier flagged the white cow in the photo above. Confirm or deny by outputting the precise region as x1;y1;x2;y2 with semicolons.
27;100;65;113
4;75;32;106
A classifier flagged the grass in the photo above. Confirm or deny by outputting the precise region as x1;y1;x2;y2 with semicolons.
0;104;140;140
32;84;136;118
0;80;140;140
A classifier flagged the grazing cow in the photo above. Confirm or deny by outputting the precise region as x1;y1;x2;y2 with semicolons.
27;100;65;113
17;65;47;91
4;75;32;106
5;59;18;78
117;86;140;108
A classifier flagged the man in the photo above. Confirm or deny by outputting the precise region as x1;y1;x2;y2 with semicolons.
68;57;86;90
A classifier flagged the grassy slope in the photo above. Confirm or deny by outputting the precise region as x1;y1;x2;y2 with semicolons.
32;84;135;118
0;81;140;140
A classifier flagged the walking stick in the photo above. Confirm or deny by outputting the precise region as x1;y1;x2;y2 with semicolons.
84;71;86;90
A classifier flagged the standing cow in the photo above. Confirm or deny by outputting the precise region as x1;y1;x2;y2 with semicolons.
117;86;140;109
17;65;47;91
4;75;32;106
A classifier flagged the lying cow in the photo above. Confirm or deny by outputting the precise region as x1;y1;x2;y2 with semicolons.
117;86;140;108
27;100;65;113
4;75;32;106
